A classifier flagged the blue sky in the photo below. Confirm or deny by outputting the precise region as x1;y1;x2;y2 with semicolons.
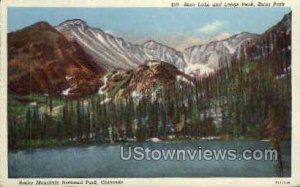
8;7;291;50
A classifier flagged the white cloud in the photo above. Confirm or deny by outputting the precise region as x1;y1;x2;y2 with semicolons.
197;20;227;33
158;32;232;51
212;32;232;41
117;30;233;51
175;36;207;51
161;36;207;51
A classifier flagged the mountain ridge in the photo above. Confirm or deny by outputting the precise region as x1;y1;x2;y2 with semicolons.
56;19;187;70
7;12;291;97
8;21;106;97
55;11;291;75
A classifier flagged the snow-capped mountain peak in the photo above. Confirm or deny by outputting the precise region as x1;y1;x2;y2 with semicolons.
56;21;186;70
55;12;291;77
58;19;90;31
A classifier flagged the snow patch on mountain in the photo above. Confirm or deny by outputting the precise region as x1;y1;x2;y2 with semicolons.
100;98;111;105
184;63;214;76
56;20;186;70
56;12;291;77
98;74;109;95
62;88;72;96
176;75;194;86
131;90;143;100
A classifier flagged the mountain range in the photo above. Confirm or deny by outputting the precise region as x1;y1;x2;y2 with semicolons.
8;12;291;97
56;20;187;70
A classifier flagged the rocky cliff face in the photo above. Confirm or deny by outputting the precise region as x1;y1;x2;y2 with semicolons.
242;12;291;60
183;12;291;76
183;32;260;75
8;21;106;97
98;61;193;100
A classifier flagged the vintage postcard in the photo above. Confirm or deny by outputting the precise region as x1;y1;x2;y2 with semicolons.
0;0;300;186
